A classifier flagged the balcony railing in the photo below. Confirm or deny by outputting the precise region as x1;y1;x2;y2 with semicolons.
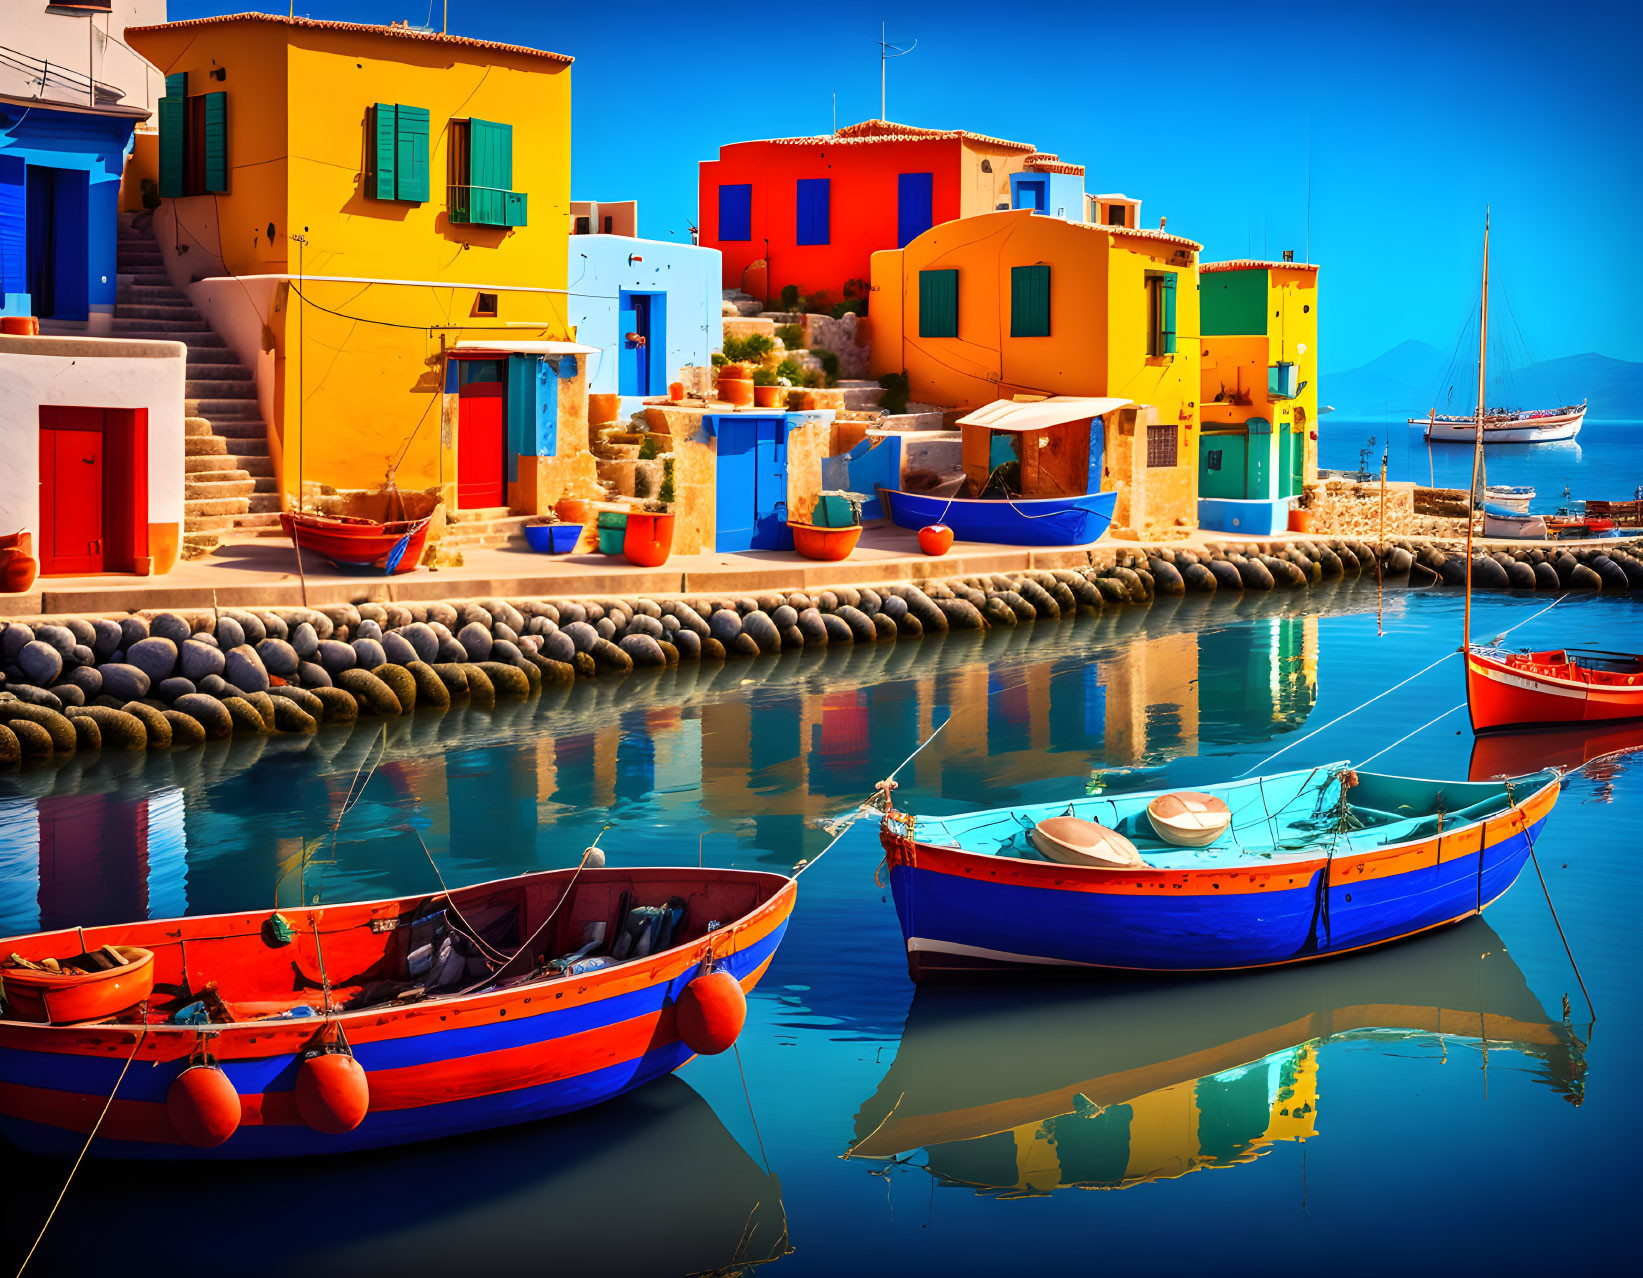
448;184;528;228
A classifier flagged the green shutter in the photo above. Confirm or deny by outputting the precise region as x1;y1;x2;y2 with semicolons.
503;190;528;227
469;118;510;225
919;268;958;339
371;103;397;200
395;105;429;203
1010;264;1051;338
1160;272;1177;354
164;71;187;98
202;91;227;193
157;93;186;197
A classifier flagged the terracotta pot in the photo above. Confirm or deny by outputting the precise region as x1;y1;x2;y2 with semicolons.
719;377;754;407
753;384;781;408
623;510;675;567
791;521;861;562
719;363;749;381
0;316;40;337
0;551;38;593
1287;508;1313;533
918;524;954;557
555;497;591;526
668;381;685;402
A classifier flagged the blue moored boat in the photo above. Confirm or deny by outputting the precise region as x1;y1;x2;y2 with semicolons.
879;764;1558;980
880;395;1126;547
879;486;1118;547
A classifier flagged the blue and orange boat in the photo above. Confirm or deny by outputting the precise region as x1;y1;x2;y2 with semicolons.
0;865;795;1158
879;764;1558;980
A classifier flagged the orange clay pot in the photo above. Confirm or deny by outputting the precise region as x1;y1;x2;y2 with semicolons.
668;381;685;402
753;384;781;408
1287;508;1313;533
555;498;591;526
0;316;40;336
918;524;954;557
719;378;754;407
719;363;749;381
791;521;862;562
623;510;675;568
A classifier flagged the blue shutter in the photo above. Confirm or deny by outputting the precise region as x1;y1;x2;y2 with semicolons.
796;178;829;245
897;172;933;247
0;156;25;299
718;184;751;241
158;92;186;197
371;103;397;199
919;269;958;339
202;91;227;193
395;105;429;202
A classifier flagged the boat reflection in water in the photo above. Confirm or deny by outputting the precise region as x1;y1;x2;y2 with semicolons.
1469;721;1643;787
1;1075;786;1277
850;920;1583;1197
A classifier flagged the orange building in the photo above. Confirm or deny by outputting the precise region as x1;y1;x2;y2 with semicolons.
698;120;1086;310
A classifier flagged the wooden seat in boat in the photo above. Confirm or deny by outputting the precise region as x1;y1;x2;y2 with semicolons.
1029;817;1146;868
1146;792;1232;848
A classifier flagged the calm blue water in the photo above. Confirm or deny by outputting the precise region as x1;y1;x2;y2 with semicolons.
1320;417;1641;510
2;583;1638;1276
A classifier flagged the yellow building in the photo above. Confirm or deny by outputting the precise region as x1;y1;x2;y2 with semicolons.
1197;259;1320;535
869;207;1203;534
125;14;586;528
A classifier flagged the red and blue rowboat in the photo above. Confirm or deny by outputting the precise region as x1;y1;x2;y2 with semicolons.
877;487;1117;547
879;764;1558;980
0;866;795;1159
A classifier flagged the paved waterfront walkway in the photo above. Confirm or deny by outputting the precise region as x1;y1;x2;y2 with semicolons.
3;523;1233;617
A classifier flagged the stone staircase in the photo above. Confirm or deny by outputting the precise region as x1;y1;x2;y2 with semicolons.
441;506;534;550
101;220;279;556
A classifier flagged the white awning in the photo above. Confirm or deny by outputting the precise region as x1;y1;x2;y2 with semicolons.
451;340;601;356
956;396;1131;433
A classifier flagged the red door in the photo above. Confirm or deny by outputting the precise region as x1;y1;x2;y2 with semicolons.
39;406;104;574
457;376;507;510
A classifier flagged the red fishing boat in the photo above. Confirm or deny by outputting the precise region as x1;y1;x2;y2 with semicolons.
1466;647;1643;732
0;865;795;1159
1543;514;1617;540
282;511;431;575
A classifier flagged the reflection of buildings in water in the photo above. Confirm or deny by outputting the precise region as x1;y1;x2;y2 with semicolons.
851;919;1582;1198
0;789;187;934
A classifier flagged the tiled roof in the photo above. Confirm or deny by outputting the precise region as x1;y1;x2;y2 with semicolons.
1026;158;1085;175
125;12;574;64
1202;259;1319;273
1071;220;1203;252
738;119;1038;152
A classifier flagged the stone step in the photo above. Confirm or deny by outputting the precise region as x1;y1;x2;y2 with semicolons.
183;346;243;364
248;493;283;514
186;398;264;419
187;510;282;534
186;495;253;518
442;515;533;547
221;439;272;460
184;435;228;456
187;476;255;500
117;282;188;301
107;317;213;334
448;505;512;524
185;379;257;399
115;303;199;320
194;421;268;443
839;385;884;410
879;411;950;432
187;364;252;385
185;453;249;473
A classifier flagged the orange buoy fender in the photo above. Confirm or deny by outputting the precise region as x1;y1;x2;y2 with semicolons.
167;1065;242;1148
295;1050;371;1134
676;968;747;1056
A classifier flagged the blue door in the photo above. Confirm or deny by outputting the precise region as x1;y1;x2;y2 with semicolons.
25;166;88;321
619;291;651;397
714;415;790;551
1014;179;1046;212
897;172;934;247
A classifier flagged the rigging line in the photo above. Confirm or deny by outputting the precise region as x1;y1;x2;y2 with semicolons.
732;1040;774;1176
1354;702;1466;769
1234;650;1459;778
412;830;514;964
1524;808;1596;1023
14;1023;150;1278
1489;591;1574;643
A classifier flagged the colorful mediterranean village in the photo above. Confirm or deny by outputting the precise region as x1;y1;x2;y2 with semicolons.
0;2;1637;1274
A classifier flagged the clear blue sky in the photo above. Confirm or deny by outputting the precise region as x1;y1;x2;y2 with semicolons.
171;0;1643;371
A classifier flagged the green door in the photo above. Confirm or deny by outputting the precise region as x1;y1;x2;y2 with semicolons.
1281;423;1305;497
1199;433;1247;499
1247;417;1272;499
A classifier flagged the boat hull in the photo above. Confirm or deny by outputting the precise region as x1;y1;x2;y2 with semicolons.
1417;407;1584;444
880;780;1557;978
0;869;796;1159
282;513;430;575
1483;512;1546;539
879;488;1117;547
1467;648;1643;732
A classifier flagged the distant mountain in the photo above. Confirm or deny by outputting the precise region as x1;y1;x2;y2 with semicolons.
1323;342;1643;420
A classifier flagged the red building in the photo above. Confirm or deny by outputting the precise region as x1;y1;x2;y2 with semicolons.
699;120;1085;310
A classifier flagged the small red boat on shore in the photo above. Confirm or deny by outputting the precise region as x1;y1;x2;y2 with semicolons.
1466;646;1643;732
282;511;430;575
1543;514;1617;540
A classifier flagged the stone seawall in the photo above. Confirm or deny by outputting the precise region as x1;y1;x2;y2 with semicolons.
1;534;1638;763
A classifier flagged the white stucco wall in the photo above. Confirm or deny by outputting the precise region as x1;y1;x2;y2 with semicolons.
1;1;168;112
0;334;186;535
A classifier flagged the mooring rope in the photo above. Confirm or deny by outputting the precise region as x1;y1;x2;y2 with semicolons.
15;1023;150;1278
1354;702;1467;769
1522;793;1597;1024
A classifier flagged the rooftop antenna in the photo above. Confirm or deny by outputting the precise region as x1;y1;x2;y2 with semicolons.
875;21;916;121
443;1;449;34
832;89;837;135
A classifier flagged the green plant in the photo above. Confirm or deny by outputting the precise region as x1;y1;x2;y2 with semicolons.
811;347;841;386
140;177;161;212
711;351;727;367
830;297;866;319
775;357;803;382
659;456;676;506
779;284;801;311
722;333;775;363
775;323;802;348
804;291;830;314
638;434;660;460
801;368;827;389
843;277;869;299
751;366;779;387
879;370;910;416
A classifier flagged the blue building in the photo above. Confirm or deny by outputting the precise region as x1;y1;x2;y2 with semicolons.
0;94;143;323
566;200;721;413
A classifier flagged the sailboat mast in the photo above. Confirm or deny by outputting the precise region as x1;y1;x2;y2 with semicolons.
1464;208;1489;652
